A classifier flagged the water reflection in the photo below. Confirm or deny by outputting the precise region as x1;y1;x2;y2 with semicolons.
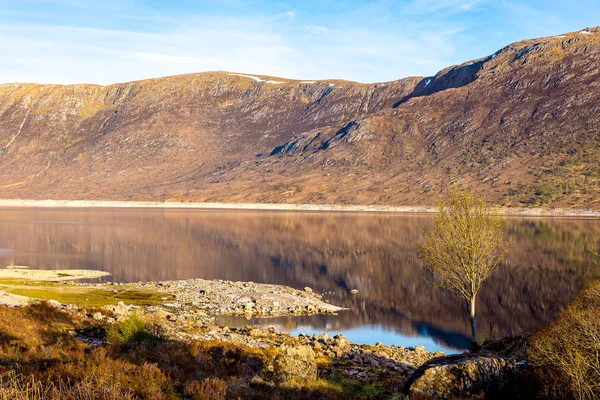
217;313;472;353
0;208;598;350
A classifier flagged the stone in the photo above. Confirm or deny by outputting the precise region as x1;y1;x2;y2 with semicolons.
264;345;318;383
166;313;177;322
406;354;521;399
237;296;253;303
304;287;313;293
332;345;345;358
248;328;264;337
113;301;128;315
333;335;350;352
92;312;103;320
45;299;62;308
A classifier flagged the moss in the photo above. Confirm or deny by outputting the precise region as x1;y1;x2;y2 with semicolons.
6;284;172;307
326;372;394;399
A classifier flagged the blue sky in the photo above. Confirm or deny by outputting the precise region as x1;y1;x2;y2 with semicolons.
0;0;598;85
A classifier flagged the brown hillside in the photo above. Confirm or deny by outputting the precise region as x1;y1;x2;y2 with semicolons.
0;28;599;207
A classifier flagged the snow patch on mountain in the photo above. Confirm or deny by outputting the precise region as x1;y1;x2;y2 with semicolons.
228;73;263;82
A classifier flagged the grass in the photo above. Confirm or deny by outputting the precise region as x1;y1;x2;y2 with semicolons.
326;373;392;399
1;280;598;399
106;313;161;346
0;279;173;307
0;304;357;399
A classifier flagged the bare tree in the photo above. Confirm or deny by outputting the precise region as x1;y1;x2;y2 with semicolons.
417;187;510;346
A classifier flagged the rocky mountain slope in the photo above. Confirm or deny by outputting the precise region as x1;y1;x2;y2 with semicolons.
0;28;599;208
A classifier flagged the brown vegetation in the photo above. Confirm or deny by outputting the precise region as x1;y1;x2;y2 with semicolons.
0;29;599;207
0;304;364;399
528;281;600;399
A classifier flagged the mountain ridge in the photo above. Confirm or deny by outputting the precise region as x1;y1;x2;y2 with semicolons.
0;27;598;208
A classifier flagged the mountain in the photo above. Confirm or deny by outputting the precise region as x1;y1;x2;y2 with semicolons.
0;28;599;208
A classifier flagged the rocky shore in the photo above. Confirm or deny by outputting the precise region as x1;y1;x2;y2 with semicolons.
131;278;344;319
62;299;448;394
25;278;449;393
54;300;521;398
14;274;438;370
0;267;344;320
0;270;527;398
0;199;598;216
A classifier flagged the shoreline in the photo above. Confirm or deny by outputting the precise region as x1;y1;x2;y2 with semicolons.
0;268;345;320
0;199;598;217
0;275;527;397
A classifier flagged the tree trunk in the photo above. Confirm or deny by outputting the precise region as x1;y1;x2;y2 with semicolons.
469;296;478;350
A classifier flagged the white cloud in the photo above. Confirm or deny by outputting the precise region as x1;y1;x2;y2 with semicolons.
304;25;330;35
0;3;478;85
130;52;203;64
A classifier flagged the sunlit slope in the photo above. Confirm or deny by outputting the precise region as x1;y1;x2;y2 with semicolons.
0;28;599;207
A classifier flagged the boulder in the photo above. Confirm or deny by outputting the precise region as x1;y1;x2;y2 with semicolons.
263;345;318;384
405;354;520;399
45;299;62;308
113;301;128;316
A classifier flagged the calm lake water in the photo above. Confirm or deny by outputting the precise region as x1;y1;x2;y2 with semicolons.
0;208;598;353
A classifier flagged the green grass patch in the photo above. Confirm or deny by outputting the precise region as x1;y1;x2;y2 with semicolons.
326;372;394;399
107;313;161;346
0;278;59;286
7;285;173;307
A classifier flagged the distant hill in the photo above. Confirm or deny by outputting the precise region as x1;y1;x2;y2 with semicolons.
0;28;598;208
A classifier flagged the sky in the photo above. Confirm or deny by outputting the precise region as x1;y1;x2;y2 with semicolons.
0;0;599;85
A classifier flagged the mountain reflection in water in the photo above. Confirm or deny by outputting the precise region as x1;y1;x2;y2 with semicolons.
0;208;598;351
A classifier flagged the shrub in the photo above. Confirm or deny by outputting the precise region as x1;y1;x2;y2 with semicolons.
184;377;228;400
106;313;159;346
528;281;600;399
533;182;562;205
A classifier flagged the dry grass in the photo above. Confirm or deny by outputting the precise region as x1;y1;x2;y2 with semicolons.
0;304;356;399
528;281;600;399
0;370;136;400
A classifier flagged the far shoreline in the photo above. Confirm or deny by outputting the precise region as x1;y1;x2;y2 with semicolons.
0;199;598;217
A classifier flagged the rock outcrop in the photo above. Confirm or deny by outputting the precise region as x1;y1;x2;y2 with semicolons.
405;354;521;398
264;345;318;384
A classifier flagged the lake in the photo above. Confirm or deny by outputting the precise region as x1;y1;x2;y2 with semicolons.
0;207;598;353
